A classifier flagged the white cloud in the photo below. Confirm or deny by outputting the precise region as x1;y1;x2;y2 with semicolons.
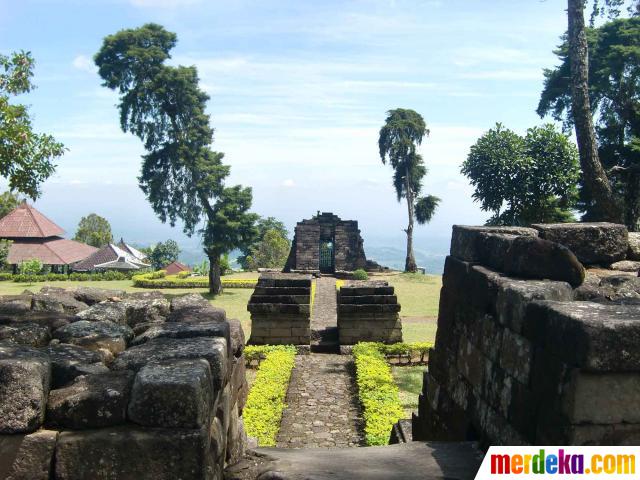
281;179;296;188
72;55;97;74
459;69;543;81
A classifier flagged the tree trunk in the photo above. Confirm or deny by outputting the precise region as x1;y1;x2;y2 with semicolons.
208;254;222;295
567;0;622;222
404;168;417;272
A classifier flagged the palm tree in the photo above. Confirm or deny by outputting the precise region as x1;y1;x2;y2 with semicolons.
379;108;441;272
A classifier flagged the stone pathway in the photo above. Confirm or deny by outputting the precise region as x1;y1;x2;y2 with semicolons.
311;276;338;351
276;353;364;448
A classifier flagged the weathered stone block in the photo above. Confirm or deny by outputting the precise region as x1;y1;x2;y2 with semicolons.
131;321;231;358
628;232;640;260
52;320;133;357
32;292;88;315
44;343;108;388
0;322;50;347
532;222;628;265
457;339;485;391
54;426;211;480
112;337;227;390
0;294;32;315
0;429;58;480
499;329;532;384
571;372;640;424
71;286;126;305
0;344;50;433
46;371;133;429
496;278;573;333
450;225;538;263
123;296;170;327
525;301;640;371
128;360;212;429
75;301;128;324
503;236;585;287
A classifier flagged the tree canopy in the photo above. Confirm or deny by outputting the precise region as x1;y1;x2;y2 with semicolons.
237;216;288;270
95;23;257;293
146;239;180;270
379;108;440;272
245;228;290;271
73;213;113;248
0;51;65;198
0;191;23;219
538;15;640;228
462;123;580;226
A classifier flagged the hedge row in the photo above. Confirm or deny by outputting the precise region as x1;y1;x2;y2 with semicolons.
2;271;134;283
243;345;297;446
373;341;433;364
132;271;257;289
352;342;405;446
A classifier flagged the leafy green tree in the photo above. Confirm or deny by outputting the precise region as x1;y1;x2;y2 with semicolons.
238;216;289;269
0;191;23;219
95;24;258;294
539;16;640;229
0;240;11;269
147;239;181;270
19;258;42;275
378;108;440;272
73;213;113;247
462;123;580;226
0;52;65;199
246;229;291;270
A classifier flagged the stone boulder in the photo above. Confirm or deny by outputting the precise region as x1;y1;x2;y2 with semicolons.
628;232;640;260
450;225;538;263
55;426;212;480
503;236;585;287
574;274;640;304
71;286;126;305
131;321;231;357
170;293;213;312
32;291;88;315
609;260;640;272
532;222;628;265
75;301;128;325
228;319;245;357
52;321;134;359
0;294;33;316
43;343;109;388
128;360;213;428
0;343;51;433
46;370;133;429
112;337;228;390
0;321;50;347
0;429;58;480
122;296;170;327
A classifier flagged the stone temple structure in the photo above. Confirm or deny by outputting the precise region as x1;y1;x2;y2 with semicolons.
284;212;378;274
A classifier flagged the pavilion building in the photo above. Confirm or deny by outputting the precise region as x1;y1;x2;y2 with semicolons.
73;241;149;272
0;202;98;273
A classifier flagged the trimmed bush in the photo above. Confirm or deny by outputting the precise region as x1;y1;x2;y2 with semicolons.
11;271;133;283
352;268;369;280
0;273;12;281
243;345;296;446
353;342;404;446
132;271;257;289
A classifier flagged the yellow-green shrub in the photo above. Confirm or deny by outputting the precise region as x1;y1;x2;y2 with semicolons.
243;345;296;446
353;342;404;446
132;272;257;289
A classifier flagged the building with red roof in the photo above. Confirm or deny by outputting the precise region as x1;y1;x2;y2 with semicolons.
0;202;98;271
164;261;192;275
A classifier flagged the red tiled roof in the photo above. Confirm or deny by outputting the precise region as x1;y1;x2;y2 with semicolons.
0;202;65;238
165;261;191;275
8;238;98;265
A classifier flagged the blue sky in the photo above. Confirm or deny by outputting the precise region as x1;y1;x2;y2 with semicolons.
0;0;569;268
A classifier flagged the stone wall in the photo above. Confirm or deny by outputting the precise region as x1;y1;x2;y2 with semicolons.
413;223;640;447
337;281;402;344
285;212;368;273
247;273;312;345
0;286;248;479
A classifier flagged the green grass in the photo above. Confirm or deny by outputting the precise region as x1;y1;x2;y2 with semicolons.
0;272;255;337
391;365;426;418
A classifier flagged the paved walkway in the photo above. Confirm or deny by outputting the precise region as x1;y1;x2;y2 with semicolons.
276;353;364;448
311;276;338;351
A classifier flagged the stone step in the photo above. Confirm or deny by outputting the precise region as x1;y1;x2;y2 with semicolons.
249;295;310;305
338;295;398;305
226;442;483;480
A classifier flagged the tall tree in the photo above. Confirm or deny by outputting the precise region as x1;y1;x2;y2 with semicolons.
73;213;113;247
567;0;622;221
539;16;640;228
147;239;180;270
245;228;290;270
237;216;288;270
0;191;23;219
378;108;440;272
95;24;257;294
462;123;580;226
0;51;64;198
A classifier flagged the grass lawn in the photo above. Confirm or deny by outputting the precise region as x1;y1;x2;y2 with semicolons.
391;365;426;418
376;272;441;344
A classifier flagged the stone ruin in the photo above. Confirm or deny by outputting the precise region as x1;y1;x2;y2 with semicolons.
247;273;312;345
0;286;248;479
337;281;402;345
284;212;382;274
413;222;640;447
